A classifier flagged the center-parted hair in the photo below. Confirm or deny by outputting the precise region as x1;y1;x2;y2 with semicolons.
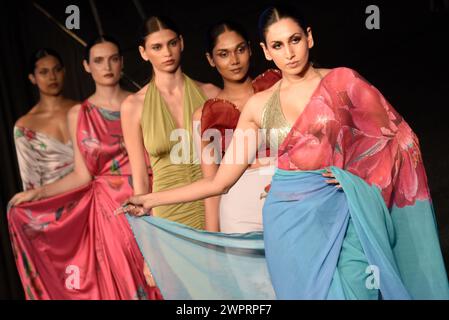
205;20;250;54
139;15;181;47
258;5;309;43
84;35;122;62
28;48;64;75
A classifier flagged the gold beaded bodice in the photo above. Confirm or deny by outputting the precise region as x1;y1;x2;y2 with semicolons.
260;82;292;151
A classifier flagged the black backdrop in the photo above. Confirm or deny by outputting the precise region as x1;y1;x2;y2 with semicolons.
1;0;448;299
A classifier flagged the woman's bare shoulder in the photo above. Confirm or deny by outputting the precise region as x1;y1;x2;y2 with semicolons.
120;85;149;123
14;112;35;129
121;85;148;110
240;88;274;121
121;89;134;100
248;85;276;107
67;103;82;119
15;103;44;128
194;80;221;99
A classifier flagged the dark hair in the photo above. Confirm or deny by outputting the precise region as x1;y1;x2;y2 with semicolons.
84;35;122;62
139;15;181;47
258;5;309;43
205;20;249;54
28;48;64;75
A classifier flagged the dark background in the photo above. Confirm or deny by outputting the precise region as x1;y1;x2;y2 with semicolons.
1;0;448;299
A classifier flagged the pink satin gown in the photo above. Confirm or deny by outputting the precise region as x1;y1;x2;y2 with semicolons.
7;101;162;300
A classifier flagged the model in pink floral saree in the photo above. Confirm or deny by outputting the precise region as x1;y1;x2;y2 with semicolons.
263;67;449;299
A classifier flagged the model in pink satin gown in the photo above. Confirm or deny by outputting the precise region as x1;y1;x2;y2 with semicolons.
7;100;162;300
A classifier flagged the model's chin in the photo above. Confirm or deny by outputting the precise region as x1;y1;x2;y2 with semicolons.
161;64;180;73
224;68;250;82
224;73;247;83
41;88;63;96
282;64;308;76
96;79;121;86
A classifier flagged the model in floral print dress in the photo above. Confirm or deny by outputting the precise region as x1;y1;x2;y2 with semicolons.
8;38;162;300
14;48;77;190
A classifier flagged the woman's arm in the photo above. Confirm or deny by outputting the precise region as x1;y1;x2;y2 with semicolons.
121;95;151;195
124;96;262;214
192;107;220;232
9;104;92;205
